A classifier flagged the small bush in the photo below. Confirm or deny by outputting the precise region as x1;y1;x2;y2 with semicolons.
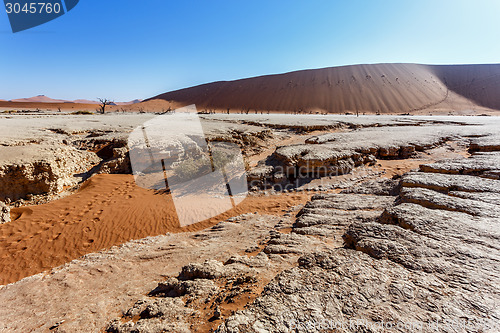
211;149;236;170
72;110;93;115
173;157;212;181
173;149;237;181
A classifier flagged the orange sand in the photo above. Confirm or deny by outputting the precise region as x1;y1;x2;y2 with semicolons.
146;63;500;114
0;174;310;285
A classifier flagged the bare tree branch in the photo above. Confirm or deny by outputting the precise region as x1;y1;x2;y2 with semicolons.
97;98;113;114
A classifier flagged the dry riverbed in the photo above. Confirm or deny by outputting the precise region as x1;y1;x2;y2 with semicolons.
0;113;499;332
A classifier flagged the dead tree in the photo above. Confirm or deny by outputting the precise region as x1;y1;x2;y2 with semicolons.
97;98;113;114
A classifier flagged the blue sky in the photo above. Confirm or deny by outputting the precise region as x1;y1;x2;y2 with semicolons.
1;0;499;101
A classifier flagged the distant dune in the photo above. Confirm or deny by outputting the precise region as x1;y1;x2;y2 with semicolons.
0;101;98;112
71;99;142;105
73;99;100;105
3;95;142;106
146;63;500;114
11;95;70;103
114;99;142;105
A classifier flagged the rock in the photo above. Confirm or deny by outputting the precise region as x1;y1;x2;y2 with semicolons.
420;152;500;179
379;203;500;250
293;194;394;238
264;232;323;255
341;178;400;196
265;122;481;185
469;134;500;152
247;165;274;186
303;124;456;158
3;115;500;332
225;253;270;268
97;142;131;174
217;249;498;333
213;306;222;320
179;260;226;280
363;154;377;165
401;171;500;193
449;190;500;205
273;144;358;177
0;144;100;202
178;258;258;282
218;150;500;332
399;187;500;217
149;277;219;298
106;297;194;333
0;201;10;224
107;253;275;333
298;193;395;211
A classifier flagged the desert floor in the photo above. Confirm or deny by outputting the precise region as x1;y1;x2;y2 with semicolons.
0;112;498;332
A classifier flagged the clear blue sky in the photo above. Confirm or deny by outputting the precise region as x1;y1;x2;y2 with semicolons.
1;0;499;101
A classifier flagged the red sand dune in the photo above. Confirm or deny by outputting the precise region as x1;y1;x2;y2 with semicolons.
0;96;143;111
146;63;500;113
10;95;70;103
0;101;99;111
72;99;100;104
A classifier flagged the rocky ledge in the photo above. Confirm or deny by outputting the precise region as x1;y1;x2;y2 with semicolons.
104;150;499;332
248;121;487;189
217;152;500;332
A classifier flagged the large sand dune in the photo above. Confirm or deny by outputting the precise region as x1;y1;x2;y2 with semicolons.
147;63;500;114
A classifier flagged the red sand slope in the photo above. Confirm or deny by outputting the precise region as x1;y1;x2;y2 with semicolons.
147;63;500;113
0;174;311;285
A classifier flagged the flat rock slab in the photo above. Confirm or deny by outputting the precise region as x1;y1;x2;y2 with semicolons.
401;172;500;193
469;134;500;152
420;152;500;179
268;118;500;183
341;178;400;196
2;115;500;332
399;187;500;217
449;190;500;205
379;203;500;251
294;194;394;238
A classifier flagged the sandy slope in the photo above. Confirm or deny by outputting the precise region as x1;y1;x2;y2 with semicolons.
0;101;140;112
147;63;500;114
3;64;500;114
5;95;141;105
0;101;100;112
10;95;69;103
0;174;311;285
